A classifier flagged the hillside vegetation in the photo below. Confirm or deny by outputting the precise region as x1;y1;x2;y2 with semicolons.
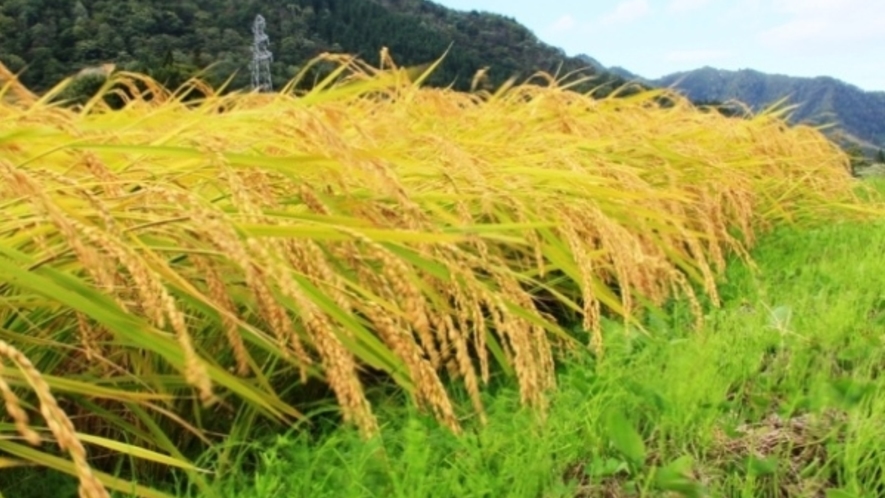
0;0;628;96
655;67;885;150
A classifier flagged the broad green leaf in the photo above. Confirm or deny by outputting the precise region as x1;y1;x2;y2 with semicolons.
604;409;646;466
654;456;703;497
746;456;779;477
826;489;861;498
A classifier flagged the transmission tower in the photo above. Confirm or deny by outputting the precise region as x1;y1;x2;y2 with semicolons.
249;14;273;92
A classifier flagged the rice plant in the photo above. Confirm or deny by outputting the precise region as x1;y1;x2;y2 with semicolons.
0;52;880;497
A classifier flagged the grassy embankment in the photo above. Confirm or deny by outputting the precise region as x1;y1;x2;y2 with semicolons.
0;53;882;497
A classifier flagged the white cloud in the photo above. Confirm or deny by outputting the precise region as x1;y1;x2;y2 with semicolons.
664;49;731;64
600;0;651;25
771;0;846;15
548;14;576;33
667;0;709;12
758;1;885;53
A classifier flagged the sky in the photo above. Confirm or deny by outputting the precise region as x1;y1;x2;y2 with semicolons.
433;0;885;92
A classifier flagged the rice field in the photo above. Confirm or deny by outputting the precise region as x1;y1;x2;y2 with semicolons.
0;54;882;497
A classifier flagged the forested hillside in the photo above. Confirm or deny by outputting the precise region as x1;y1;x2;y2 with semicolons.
655;67;885;150
0;0;629;95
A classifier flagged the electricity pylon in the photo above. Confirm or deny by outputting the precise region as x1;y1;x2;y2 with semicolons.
249;14;273;92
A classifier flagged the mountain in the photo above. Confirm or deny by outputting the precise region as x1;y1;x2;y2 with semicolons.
606;66;645;83
575;54;648;84
653;67;885;150
0;0;628;97
574;53;606;72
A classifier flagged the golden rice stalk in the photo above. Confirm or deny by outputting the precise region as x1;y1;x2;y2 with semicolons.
0;340;109;498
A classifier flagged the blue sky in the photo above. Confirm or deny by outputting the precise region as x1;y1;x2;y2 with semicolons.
433;0;885;92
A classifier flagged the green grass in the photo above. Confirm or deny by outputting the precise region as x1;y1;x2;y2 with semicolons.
3;183;883;498
200;204;885;498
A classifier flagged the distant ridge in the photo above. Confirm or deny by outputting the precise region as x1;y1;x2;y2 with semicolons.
652;66;885;150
